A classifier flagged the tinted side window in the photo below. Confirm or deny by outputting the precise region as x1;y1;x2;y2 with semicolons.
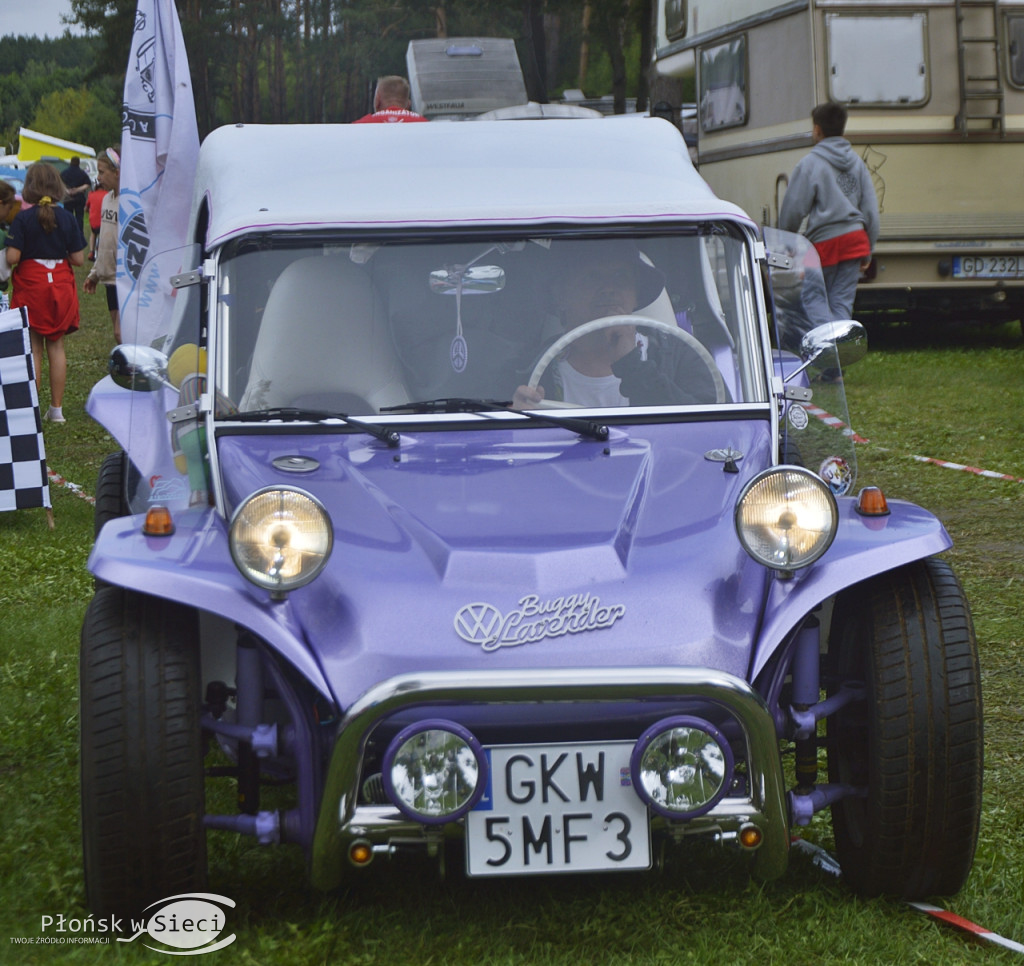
665;0;687;41
1008;14;1024;88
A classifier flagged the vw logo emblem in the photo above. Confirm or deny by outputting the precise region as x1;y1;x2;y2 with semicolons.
454;602;502;645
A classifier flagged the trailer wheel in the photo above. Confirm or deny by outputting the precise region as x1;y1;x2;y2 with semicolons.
826;557;983;898
80;587;207;918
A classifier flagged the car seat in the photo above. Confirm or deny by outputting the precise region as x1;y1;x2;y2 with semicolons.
239;255;408;414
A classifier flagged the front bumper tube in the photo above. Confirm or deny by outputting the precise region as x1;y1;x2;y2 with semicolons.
310;667;789;888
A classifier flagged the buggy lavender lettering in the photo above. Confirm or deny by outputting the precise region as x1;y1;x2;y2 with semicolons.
456;593;628;650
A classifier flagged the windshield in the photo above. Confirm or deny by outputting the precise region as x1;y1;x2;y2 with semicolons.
214;229;767;418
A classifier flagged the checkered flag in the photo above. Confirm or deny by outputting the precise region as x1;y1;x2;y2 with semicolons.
0;307;50;511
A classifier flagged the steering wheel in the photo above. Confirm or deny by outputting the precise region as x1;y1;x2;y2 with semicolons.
526;315;727;408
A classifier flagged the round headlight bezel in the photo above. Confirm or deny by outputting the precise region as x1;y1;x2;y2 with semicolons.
734;465;839;572
630;715;734;820
381;719;488;825
229;485;333;595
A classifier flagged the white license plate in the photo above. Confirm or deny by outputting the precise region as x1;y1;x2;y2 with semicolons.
952;255;1024;279
465;741;651;876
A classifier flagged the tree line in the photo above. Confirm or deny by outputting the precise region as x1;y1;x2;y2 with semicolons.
0;34;122;155
9;0;653;145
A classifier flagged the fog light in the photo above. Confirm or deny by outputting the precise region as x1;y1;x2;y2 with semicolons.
630;716;734;819
382;720;487;824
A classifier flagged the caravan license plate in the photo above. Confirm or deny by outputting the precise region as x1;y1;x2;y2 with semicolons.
952;255;1024;279
466;741;651;876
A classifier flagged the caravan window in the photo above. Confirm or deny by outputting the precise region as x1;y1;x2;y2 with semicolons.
665;0;687;41
1008;14;1024;88
826;14;928;106
699;36;747;132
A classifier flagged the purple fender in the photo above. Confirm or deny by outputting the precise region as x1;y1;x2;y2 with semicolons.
86;376;188;508
749;497;952;680
86;376;162;467
88;508;335;701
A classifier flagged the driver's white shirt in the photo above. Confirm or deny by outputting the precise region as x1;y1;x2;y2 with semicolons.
556;360;629;407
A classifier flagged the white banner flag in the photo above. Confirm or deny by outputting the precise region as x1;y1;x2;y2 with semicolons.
118;0;199;346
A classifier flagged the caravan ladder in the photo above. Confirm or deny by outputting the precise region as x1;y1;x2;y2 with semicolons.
955;0;1005;136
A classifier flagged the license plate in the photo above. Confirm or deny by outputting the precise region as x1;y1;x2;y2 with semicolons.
952;255;1024;279
465;741;651;876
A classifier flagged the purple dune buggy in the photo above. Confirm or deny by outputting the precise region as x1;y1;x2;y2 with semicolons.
80;118;982;916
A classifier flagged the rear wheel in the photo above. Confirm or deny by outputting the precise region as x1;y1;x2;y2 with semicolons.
80;587;207;917
827;556;982;898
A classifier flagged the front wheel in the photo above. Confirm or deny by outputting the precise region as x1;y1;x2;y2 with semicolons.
93;452;131;540
826;556;983;898
80;587;207;917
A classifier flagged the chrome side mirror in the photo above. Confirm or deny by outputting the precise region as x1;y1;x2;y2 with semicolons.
109;344;172;392
800;320;868;370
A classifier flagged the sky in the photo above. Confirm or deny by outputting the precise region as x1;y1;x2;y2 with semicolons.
2;0;85;40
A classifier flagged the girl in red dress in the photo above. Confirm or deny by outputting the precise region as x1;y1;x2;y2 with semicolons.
4;163;87;423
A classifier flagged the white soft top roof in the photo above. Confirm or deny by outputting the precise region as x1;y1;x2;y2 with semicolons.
193;117;754;248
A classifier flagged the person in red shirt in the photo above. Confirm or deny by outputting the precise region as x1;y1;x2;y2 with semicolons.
778;102;879;321
353;76;428;124
86;183;107;261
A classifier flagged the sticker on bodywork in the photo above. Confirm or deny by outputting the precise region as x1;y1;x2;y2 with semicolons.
819;456;853;496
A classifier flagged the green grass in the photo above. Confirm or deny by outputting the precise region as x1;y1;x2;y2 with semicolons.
1;286;1022;963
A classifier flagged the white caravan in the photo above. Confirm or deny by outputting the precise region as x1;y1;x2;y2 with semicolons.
652;0;1024;326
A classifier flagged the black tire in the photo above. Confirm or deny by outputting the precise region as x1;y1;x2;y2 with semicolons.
80;587;207;918
94;452;131;540
826;556;983;899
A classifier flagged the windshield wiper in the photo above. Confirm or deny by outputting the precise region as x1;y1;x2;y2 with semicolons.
381;397;609;442
228;407;400;447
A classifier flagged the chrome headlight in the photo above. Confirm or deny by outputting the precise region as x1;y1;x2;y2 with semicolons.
382;720;488;824
630;716;733;819
735;466;838;572
229;487;332;596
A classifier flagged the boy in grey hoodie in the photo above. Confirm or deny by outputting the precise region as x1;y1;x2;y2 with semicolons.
778;101;879;320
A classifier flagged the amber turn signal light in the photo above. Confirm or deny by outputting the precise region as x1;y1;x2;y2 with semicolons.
143;505;175;536
738;824;763;849
348;840;374;867
855;486;890;517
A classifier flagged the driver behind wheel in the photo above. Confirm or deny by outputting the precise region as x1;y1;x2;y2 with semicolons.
512;240;721;408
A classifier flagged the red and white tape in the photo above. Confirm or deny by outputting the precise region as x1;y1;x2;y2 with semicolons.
804;404;871;444
792;838;1024;955
908;903;1024;954
803;402;1024;483
47;467;96;505
910;454;1024;484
